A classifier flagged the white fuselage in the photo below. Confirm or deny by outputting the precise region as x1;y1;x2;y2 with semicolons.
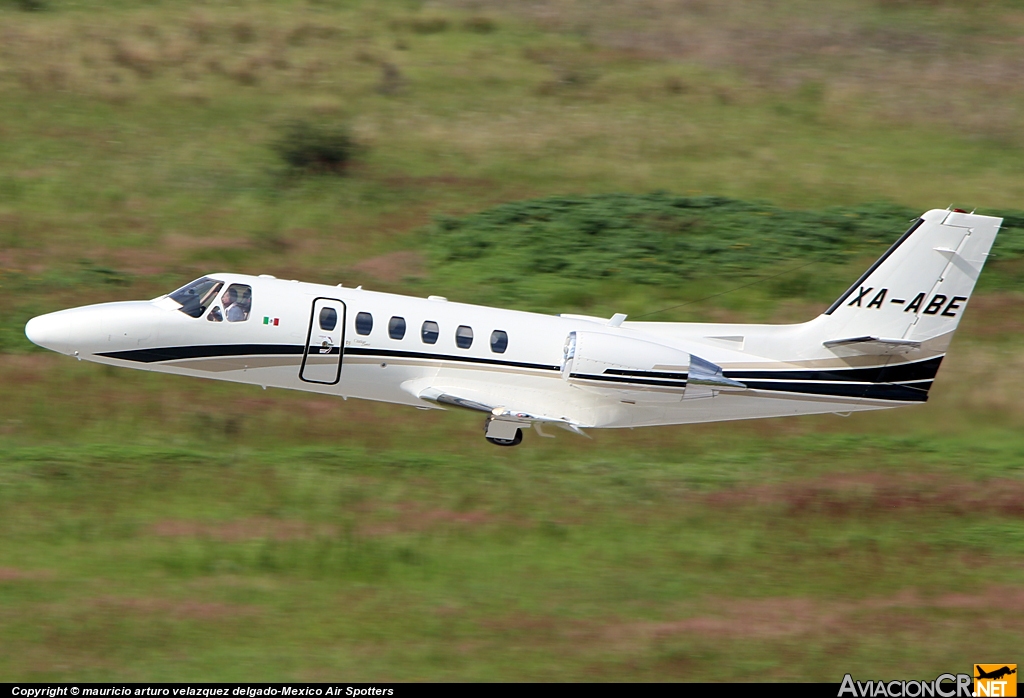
24;272;941;432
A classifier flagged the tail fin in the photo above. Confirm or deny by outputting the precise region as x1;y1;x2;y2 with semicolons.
820;209;1002;350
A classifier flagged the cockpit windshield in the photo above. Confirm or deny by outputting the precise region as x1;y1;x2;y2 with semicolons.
168;277;223;318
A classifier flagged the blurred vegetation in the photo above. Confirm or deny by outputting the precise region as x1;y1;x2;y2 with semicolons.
427;194;1024;307
272;120;357;176
1;0;1024;682
0;434;1023;680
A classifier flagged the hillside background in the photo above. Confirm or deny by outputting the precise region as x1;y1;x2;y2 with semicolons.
1;0;1023;681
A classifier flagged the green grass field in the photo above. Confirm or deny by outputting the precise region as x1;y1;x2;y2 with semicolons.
1;0;1023;681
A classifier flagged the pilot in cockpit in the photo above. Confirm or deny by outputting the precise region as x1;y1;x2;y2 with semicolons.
221;286;251;323
168;277;251;323
222;288;241;322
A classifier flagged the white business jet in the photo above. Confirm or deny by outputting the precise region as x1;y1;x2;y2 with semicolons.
25;208;1000;446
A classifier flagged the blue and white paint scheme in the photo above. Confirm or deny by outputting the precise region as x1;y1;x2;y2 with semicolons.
25;208;1001;446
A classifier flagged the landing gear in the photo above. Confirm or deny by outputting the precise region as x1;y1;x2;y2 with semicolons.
483;417;524;446
485;428;523;447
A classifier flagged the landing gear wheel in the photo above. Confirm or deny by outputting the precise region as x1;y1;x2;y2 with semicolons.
485;428;523;447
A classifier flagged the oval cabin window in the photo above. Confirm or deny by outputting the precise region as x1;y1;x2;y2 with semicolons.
355;312;373;336
490;330;508;354
319;307;338;332
421;321;439;344
388;316;406;340
455;325;474;349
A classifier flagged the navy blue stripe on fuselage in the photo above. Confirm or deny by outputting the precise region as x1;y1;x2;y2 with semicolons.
569;373;688;389
97;344;561;372
98;344;305;363
601;357;942;385
724;356;943;384
343;347;561;371
741;380;931;402
570;372;932;402
606;368;689;381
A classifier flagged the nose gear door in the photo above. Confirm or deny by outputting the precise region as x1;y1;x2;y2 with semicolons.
300;298;346;385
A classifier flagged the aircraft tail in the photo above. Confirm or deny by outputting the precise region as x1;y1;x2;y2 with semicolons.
817;208;1001;351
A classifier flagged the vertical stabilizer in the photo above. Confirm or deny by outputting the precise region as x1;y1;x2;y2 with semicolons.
820;209;1001;348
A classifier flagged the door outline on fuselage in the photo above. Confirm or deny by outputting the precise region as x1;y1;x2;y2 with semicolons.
300;297;347;385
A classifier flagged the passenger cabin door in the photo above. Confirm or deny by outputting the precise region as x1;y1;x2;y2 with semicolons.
300;298;346;385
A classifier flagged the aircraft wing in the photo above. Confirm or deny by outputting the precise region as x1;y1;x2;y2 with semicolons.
422;389;495;414
414;386;589;436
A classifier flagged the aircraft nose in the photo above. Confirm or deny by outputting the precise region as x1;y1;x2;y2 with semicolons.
25;311;72;354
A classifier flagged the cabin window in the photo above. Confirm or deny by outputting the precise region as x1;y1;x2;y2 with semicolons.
455;325;474;349
222;284;252;322
490;330;508;354
319;307;338;331
207;307;223;322
169;277;223;318
421;320;439;344
355;312;373;335
388;316;406;340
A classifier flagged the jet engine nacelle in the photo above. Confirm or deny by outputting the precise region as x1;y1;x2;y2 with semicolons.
561;330;745;402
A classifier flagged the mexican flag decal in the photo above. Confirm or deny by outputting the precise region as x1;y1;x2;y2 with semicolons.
263;316;280;326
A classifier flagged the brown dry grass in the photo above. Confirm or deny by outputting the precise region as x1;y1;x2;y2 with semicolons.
350;250;427;283
148;506;504;541
958;292;1024;338
6;0;1021;142
702;472;1024;518
445;0;1024;141
482;585;1024;652
0;9;356;103
150;517;336;542
356;503;503;536
163;233;253;253
932;343;1024;420
0;567;54;581
89;596;260;620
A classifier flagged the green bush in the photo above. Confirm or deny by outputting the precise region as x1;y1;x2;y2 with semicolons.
272;120;356;175
13;0;48;11
424;193;1024;308
426;194;917;285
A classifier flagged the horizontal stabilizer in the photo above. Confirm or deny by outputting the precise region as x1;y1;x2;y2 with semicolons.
823;336;922;356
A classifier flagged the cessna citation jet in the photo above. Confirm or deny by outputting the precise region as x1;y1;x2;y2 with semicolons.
26;208;1000;446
